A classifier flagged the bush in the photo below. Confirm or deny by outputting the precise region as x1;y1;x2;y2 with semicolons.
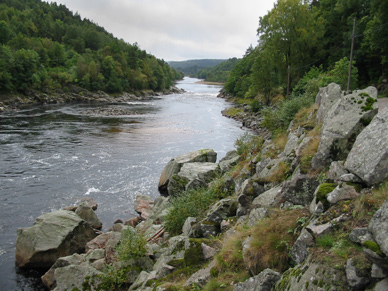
261;94;315;132
251;99;263;113
116;228;147;261
235;133;264;160
164;188;215;235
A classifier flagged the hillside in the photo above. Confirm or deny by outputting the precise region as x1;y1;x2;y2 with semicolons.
168;59;226;76
195;58;240;83
0;0;183;100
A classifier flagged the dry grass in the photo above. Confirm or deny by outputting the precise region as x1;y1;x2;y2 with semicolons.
214;230;249;274
257;161;291;184
292;103;318;130
244;208;309;274
263;131;288;159
299;123;321;174
353;181;388;225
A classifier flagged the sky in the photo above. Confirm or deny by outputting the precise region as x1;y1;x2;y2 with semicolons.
50;0;276;61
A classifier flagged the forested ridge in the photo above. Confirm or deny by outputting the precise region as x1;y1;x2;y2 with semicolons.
0;0;183;96
168;59;226;78
224;0;388;103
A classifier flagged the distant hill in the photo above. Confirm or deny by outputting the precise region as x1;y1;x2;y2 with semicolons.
197;58;240;83
169;59;226;76
0;0;183;95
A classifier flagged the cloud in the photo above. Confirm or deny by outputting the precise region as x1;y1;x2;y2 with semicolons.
51;0;275;61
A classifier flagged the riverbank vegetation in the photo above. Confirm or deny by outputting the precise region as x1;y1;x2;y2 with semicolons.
223;0;388;132
0;0;183;96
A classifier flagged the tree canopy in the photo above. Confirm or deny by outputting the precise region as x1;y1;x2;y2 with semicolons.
224;0;388;103
0;0;183;94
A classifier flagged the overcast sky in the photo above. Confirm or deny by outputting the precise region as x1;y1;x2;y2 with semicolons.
50;0;276;61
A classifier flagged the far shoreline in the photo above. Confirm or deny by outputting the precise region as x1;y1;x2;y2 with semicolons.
195;80;225;86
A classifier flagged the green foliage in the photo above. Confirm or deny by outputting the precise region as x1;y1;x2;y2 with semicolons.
261;94;315;132
168;59;226;77
224;0;386;104
116;228;147;261
250;99;263;113
97;264;129;291
329;57;358;90
0;0;183;94
196;58;240;83
164;187;216;235
234;133;264;160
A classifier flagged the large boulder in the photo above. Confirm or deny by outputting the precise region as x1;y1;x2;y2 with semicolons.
233;268;281;291
252;186;283;208
15;210;97;270
345;106;388;187
315;83;342;125
368;198;388;257
291;229;314;265
281;173;319;206
274;257;347;290
75;202;102;230
158;149;217;195
41;250;105;290
312;86;378;170
219;150;240;173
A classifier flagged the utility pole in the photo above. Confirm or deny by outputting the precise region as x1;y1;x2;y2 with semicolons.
287;65;290;98
347;18;356;92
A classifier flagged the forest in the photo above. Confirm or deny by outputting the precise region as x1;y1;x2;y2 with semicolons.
0;0;183;95
223;0;388;105
168;59;226;78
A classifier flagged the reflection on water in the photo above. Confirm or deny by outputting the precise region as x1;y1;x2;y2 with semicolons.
0;77;246;290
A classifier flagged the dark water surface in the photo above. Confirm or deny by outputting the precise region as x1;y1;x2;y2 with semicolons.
0;77;245;290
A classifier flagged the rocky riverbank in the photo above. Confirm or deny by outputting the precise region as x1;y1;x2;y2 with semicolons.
15;83;388;290
0;85;184;113
218;89;271;140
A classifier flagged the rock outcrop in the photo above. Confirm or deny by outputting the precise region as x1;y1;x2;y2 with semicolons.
345;106;388;187
15;210;97;270
158;149;217;195
312;86;378;170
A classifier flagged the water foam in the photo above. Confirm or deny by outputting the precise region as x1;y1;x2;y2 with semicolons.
85;187;100;195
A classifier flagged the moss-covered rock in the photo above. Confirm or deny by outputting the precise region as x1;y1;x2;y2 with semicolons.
315;183;337;209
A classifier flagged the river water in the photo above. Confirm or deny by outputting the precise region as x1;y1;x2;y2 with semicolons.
0;77;246;290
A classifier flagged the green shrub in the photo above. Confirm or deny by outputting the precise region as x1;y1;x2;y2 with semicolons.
97;264;129;290
235;132;264;160
251;99;263;113
262;94;315;131
116;228;147;261
164;188;215;235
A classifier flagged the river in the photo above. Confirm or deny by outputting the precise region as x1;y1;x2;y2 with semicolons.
0;77;246;290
